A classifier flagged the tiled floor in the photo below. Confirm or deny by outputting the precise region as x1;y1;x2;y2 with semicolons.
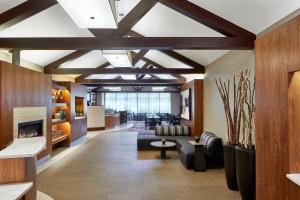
37;131;241;200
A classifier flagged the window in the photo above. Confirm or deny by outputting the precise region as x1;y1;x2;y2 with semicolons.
104;92;171;113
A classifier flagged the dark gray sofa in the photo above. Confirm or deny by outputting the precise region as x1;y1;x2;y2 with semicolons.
137;130;193;150
137;130;224;170
178;132;224;169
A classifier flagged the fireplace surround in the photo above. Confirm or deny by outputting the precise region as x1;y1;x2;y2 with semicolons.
13;107;47;139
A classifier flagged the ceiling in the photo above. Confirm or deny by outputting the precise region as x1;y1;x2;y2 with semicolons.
0;0;299;82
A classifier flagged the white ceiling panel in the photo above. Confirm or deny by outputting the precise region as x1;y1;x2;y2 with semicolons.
0;0;27;14
132;3;223;37
135;60;147;68
57;0;117;28
154;74;176;80
0;4;93;37
116;0;141;22
21;50;75;66
60;50;107;68
174;50;229;66
188;0;300;34
145;50;192;69
86;74;119;79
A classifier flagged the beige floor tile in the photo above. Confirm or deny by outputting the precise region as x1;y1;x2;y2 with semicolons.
38;131;241;200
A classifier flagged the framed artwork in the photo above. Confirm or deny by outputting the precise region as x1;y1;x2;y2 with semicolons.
181;89;191;120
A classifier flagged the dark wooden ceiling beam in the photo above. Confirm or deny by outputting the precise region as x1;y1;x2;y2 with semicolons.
44;50;91;73
75;62;110;82
140;56;187;80
0;37;254;50
160;50;205;70
158;0;256;39
137;65;153;80
0;0;57;31
132;50;149;66
127;31;206;71
89;0;157;37
47;67;202;75
117;0;157;36
80;78;186;85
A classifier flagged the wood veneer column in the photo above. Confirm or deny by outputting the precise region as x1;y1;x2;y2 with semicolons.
255;14;300;200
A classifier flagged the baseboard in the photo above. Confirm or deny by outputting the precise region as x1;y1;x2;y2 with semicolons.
37;154;50;166
88;127;105;131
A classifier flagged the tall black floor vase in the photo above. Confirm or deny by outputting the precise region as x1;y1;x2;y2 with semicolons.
223;144;239;191
235;146;256;200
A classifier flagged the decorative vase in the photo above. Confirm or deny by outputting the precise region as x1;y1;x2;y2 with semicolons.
224;143;239;191
235;145;256;200
162;138;166;145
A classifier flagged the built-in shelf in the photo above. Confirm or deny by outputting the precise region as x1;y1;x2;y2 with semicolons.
287;174;300;187
52;103;68;107
51;119;68;125
0;182;33;200
52;134;68;145
75;116;86;120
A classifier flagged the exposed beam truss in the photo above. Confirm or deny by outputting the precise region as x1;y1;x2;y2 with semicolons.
0;37;254;50
0;0;57;31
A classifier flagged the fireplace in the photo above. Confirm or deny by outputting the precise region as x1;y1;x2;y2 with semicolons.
18;120;43;138
13;107;47;138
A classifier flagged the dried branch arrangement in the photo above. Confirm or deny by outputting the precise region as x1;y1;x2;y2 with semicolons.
215;69;254;146
241;71;255;149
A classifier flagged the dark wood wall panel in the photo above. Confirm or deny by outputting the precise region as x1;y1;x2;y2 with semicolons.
255;15;300;200
180;79;203;136
0;61;52;158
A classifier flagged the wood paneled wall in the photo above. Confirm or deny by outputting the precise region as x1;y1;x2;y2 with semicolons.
180;79;203;136
0;61;52;158
255;14;300;200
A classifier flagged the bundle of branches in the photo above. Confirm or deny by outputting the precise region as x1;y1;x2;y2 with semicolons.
241;71;255;149
215;70;250;145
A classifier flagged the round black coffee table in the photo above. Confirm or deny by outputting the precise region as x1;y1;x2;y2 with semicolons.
150;141;176;159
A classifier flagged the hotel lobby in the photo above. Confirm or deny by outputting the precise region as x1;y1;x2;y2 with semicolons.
0;0;300;200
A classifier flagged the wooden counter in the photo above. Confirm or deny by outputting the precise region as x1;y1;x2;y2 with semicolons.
105;115;120;129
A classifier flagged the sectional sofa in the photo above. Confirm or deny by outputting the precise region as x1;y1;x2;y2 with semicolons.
137;126;224;169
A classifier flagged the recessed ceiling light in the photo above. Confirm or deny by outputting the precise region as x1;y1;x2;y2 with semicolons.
102;50;132;67
57;0;117;28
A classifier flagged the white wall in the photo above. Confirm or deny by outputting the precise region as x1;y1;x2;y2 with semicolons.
87;106;105;128
203;50;255;141
171;93;180;114
0;50;43;72
0;50;76;82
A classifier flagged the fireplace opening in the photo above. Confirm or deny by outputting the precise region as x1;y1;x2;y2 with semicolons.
18;120;43;138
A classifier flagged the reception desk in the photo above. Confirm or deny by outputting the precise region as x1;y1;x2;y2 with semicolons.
105;114;120;129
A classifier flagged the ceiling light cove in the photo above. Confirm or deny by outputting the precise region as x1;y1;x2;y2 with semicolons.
57;0;117;28
152;87;167;91
103;87;121;91
102;50;133;67
121;75;136;80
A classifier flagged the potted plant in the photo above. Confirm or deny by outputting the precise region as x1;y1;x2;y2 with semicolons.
235;71;255;200
215;71;249;191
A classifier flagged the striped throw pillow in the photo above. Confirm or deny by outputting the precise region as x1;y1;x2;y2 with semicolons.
182;126;190;136
163;126;169;136
155;125;163;136
169;125;176;136
175;125;183;136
